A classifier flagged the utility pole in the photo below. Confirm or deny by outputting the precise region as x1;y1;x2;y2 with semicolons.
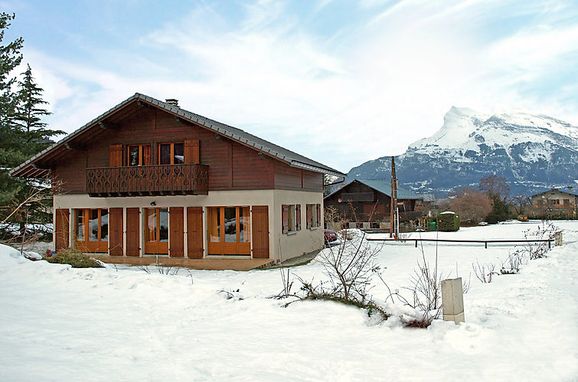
390;156;399;240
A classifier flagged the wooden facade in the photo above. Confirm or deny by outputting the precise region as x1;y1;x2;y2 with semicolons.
12;94;339;266
324;179;423;228
529;189;578;219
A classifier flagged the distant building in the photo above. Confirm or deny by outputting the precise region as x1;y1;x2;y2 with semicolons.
529;189;578;219
323;179;427;230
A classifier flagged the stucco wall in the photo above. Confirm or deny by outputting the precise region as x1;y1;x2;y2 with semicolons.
54;189;323;261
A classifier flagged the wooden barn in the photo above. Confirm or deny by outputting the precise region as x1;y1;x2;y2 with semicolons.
11;93;343;269
324;179;427;230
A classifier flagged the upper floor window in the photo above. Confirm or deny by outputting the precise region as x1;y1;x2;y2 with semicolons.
159;143;184;165
126;144;151;166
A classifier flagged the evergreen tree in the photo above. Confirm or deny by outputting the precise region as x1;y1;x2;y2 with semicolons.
14;63;64;156
0;13;60;240
0;12;25;208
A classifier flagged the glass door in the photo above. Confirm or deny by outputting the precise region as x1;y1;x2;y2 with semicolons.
207;206;250;255
144;208;169;255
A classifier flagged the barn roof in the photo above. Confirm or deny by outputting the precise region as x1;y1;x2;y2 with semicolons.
11;93;344;178
325;178;424;200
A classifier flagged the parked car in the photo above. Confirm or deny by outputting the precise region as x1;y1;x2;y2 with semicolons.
324;229;341;247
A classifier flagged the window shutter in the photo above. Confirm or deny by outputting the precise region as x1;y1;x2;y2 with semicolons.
306;204;312;229
282;205;289;234
295;204;301;231
316;204;321;228
143;145;152;165
108;144;123;167
184;139;200;165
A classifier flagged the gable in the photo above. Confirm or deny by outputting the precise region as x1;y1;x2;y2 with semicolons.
11;93;343;178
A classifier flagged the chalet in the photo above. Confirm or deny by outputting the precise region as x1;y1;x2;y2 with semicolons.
11;93;343;269
529;189;578;219
324;179;426;230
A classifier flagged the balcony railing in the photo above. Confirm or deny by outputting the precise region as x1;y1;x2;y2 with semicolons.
86;164;209;197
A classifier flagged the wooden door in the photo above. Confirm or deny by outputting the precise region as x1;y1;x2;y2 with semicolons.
187;207;203;258
169;207;184;257
126;208;140;256
109;208;123;256
55;209;70;252
251;206;269;258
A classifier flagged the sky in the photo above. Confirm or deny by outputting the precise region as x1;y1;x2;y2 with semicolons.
2;0;578;173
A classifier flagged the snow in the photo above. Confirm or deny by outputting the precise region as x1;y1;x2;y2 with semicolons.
1;221;578;381
407;106;578;162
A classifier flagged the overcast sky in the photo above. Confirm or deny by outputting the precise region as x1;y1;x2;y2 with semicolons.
3;0;578;172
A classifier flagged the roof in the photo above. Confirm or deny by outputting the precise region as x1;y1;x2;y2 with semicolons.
324;178;424;200
531;188;578;198
11;93;344;178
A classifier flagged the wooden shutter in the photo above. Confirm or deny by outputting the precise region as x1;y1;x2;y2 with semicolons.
187;207;203;258
295;204;301;231
109;144;123;167
252;206;269;258
143;144;152;165
184;139;200;165
316;204;321;228
55;209;70;252
282;205;289;234
306;204;312;229
109;208;123;256
126;208;140;256
169;207;184;257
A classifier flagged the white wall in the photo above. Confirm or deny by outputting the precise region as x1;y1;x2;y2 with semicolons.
54;189;324;261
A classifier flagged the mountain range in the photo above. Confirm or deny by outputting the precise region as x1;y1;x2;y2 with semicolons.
347;106;578;196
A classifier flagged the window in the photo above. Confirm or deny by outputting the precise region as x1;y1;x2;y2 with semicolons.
145;208;169;244
143;208;169;255
207;206;251;255
126;144;151;166
306;204;322;229
74;209;108;252
282;204;300;234
158;143;185;165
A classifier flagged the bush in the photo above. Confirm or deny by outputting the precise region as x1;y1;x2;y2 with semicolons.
44;248;103;268
437;212;460;232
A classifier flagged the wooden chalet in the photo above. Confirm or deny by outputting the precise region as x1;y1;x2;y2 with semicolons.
324;179;426;229
11;93;343;269
529;189;578;219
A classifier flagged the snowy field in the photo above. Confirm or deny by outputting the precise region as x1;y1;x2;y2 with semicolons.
1;221;577;382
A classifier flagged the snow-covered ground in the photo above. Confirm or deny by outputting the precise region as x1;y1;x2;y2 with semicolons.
1;221;577;381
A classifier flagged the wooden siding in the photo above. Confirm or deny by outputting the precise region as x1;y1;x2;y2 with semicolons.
169;207;184;257
109;208;123;256
50;108;322;194
251;205;269;259
187;207;203;259
126;208;140;256
55;209;70;252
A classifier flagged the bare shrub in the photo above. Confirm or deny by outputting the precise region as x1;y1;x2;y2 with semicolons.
500;252;523;275
472;260;497;283
316;232;381;302
449;188;492;225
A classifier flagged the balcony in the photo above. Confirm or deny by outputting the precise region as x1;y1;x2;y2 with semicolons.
86;164;209;197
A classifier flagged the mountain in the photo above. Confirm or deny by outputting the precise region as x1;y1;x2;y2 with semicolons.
348;106;578;196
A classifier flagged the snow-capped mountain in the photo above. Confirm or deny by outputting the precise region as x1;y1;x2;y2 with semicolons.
348;107;578;196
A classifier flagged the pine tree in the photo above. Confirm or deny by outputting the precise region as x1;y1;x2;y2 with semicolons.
14;64;64;156
0;12;25;208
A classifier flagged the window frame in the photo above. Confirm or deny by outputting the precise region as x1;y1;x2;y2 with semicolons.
157;142;185;165
74;208;109;252
125;144;151;167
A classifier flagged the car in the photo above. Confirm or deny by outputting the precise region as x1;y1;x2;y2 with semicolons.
324;229;341;247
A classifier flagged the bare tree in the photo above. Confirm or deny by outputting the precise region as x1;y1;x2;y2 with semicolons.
449;188;492;224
